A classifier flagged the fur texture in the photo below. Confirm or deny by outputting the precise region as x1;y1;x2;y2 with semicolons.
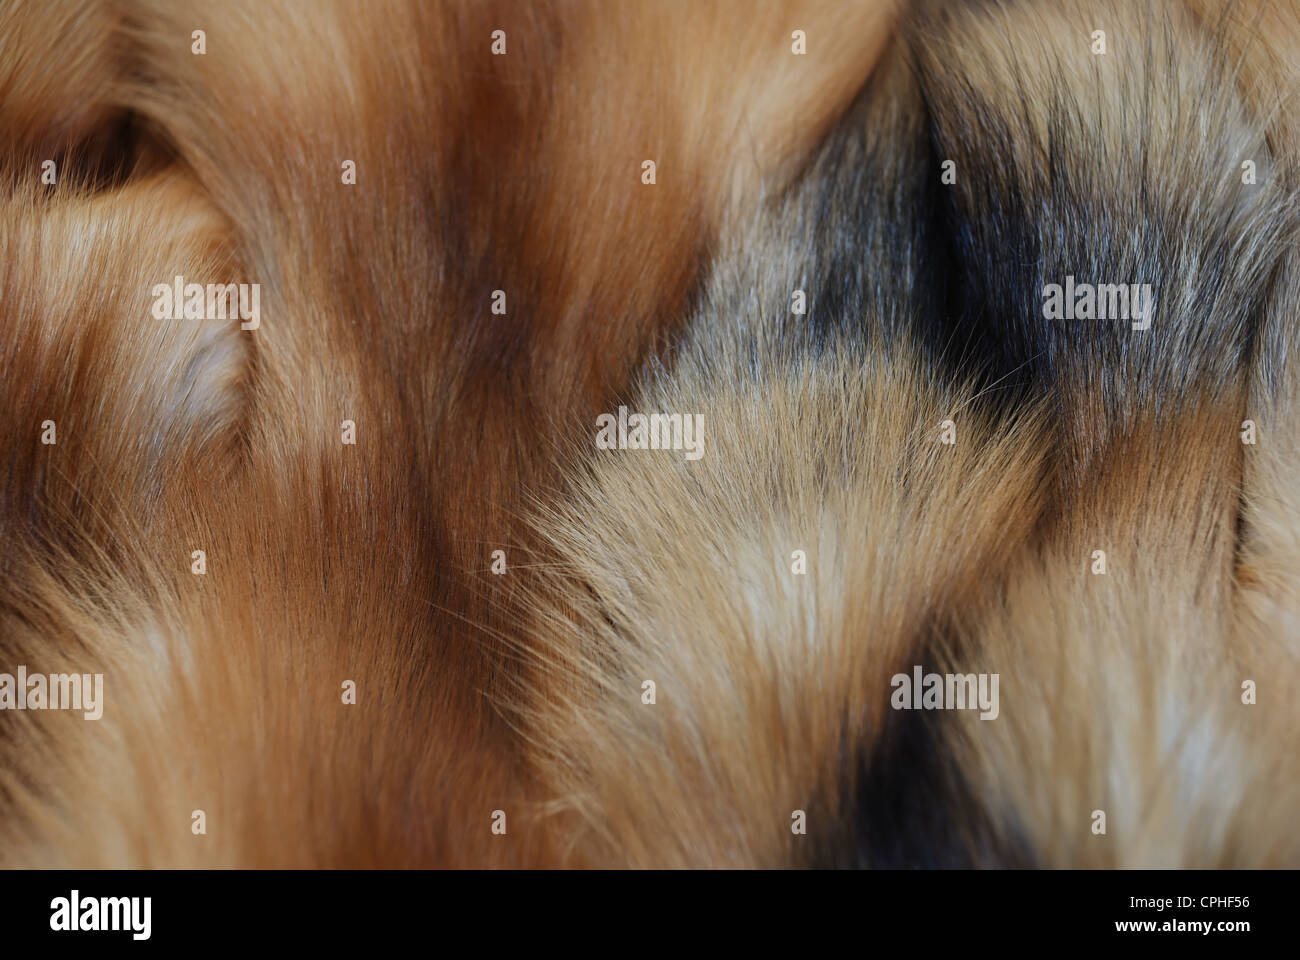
1;0;1298;868
911;0;1300;867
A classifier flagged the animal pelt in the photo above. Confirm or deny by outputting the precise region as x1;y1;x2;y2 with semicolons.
0;0;1297;868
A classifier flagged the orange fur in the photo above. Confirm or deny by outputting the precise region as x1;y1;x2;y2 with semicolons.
3;0;1298;869
1;0;896;866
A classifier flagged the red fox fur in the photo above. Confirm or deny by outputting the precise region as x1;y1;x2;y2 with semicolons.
0;0;1296;867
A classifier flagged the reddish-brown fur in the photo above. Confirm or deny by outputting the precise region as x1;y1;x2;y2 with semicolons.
1;0;895;866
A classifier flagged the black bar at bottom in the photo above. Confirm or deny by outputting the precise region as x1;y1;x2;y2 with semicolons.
0;869;1285;947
